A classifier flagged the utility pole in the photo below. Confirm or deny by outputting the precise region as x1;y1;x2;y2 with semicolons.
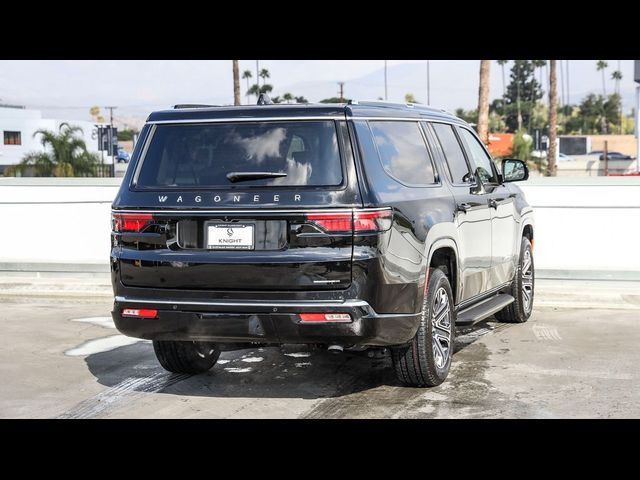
338;81;345;102
384;60;388;100
566;59;570;106
256;60;260;87
105;106;117;177
427;60;431;104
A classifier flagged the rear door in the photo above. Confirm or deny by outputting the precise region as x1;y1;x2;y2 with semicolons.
113;119;362;291
426;122;492;301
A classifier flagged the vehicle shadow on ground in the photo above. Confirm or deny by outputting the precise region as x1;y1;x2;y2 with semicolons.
84;319;500;400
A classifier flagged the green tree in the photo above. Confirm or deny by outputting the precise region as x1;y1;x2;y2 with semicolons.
596;60;608;96
295;95;308;104
454;108;478;126
242;70;253;103
6;123;99;177
320;97;349;103
117;129;139;142
404;93;419;103
503;60;543;133
259;68;270;85
282;92;294;104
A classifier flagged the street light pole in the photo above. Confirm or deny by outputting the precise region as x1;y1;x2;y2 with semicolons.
384;60;388;101
427;60;431;105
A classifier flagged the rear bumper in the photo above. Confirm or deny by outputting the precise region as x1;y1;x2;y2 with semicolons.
112;296;421;346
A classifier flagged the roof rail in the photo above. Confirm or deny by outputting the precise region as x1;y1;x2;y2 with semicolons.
348;99;449;114
173;104;218;109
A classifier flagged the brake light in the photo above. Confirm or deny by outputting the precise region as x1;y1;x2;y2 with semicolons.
112;213;153;232
306;212;352;232
354;209;392;232
305;209;392;233
299;313;352;323
122;308;158;318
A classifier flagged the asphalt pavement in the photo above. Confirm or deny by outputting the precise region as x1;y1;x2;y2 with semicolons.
0;278;638;418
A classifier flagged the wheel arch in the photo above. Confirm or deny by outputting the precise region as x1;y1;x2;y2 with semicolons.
424;238;460;307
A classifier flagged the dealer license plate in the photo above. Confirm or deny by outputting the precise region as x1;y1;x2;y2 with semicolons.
207;224;254;250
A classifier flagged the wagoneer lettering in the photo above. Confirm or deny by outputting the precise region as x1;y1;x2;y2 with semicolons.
111;100;534;387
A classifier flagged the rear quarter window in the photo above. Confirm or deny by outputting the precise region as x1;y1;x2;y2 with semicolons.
369;121;436;186
135;121;343;188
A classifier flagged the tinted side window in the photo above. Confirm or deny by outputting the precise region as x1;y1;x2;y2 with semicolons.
369;121;436;186
431;123;471;184
458;127;498;184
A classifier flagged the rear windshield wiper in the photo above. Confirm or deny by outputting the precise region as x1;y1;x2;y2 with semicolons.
226;171;288;183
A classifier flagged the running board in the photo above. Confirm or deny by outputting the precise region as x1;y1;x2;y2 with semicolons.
456;294;515;326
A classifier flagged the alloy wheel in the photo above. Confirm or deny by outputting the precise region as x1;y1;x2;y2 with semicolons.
431;287;452;369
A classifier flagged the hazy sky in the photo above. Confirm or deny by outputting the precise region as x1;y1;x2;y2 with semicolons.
0;60;636;128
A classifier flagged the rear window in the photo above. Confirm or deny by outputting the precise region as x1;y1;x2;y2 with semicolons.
135;121;343;188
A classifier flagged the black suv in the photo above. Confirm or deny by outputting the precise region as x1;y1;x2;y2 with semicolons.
111;100;534;387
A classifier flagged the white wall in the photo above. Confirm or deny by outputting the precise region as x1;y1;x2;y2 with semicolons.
0;177;639;277
0;178;119;266
519;177;640;274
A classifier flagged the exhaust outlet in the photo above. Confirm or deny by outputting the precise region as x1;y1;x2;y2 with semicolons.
327;345;344;354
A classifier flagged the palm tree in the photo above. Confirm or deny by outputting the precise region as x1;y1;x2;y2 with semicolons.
596;60;609;96
295;96;308;104
282;92;294;104
247;83;261;101
7;123;99;177
611;70;623;95
497;60;508;119
611;69;623;133
242;70;252;103
477;60;491;144
259;68;270;86
259;84;273;94
548;60;558;177
232;60;241;106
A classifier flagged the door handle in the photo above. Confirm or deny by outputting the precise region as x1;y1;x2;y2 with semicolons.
488;199;498;209
457;202;472;213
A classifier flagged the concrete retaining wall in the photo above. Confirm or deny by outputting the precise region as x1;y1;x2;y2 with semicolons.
1;177;639;279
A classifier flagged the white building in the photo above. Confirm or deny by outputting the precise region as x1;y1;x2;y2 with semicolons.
0;105;108;175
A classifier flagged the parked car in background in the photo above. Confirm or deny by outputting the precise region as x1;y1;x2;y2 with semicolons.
558;153;574;162
116;148;130;163
599;152;634;161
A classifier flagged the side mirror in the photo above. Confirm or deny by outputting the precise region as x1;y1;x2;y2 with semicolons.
501;159;529;182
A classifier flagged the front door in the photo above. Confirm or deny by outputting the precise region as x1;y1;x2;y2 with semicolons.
426;122;492;302
456;126;518;290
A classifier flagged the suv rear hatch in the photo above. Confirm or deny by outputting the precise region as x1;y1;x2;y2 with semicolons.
113;118;377;291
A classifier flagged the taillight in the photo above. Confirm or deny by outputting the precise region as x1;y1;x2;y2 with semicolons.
112;213;153;232
122;308;158;318
354;209;392;233
306;212;352;233
299;313;352;323
305;208;392;234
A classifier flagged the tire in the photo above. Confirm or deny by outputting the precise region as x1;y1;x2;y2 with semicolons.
152;340;220;374
495;236;534;323
391;268;455;387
